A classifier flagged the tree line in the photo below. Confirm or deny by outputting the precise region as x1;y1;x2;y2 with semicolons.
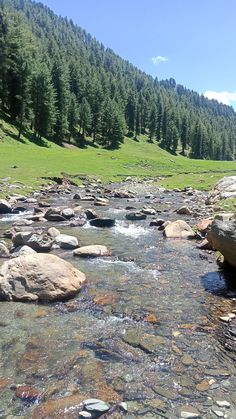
0;0;236;158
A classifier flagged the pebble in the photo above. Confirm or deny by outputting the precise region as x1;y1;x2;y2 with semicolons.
79;412;92;418
212;410;224;417
179;405;201;418
83;398;110;413
216;401;231;408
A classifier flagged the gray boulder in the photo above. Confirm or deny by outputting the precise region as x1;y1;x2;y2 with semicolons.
0;253;86;302
0;243;10;258
207;220;236;268
90;218;115;228
55;234;78;249
125;212;147;221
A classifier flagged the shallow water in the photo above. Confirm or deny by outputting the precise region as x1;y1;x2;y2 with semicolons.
0;184;236;418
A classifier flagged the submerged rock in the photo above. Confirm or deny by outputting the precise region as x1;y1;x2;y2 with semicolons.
163;220;195;239
0;253;86;302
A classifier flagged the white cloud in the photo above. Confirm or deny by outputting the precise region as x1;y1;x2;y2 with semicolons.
204;90;236;106
152;56;169;65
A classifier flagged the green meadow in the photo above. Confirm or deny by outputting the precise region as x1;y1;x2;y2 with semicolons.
0;116;236;197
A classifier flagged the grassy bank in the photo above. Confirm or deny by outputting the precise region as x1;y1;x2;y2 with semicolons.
0;116;236;196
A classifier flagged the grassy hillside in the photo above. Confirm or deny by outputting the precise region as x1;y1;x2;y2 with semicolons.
0;115;236;197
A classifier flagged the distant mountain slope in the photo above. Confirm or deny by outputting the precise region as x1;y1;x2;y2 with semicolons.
0;0;236;159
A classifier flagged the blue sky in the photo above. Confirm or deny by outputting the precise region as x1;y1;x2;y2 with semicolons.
40;0;236;107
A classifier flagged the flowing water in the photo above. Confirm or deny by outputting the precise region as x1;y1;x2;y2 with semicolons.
0;183;236;418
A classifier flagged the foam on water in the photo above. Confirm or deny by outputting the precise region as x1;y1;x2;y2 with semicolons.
0;211;32;222
114;220;148;237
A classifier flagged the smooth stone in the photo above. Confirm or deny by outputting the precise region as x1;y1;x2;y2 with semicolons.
13;245;37;256
79;412;92;418
0;253;86;302
12;231;33;247
212;410;224;417
216;401;230;408
47;227;60;238
73;245;111;258
163;220;195;239
153;385;177;400
141;208;156;215
85;209;98;220
177;206;192;215
61;208;75;219
83;398;110;413
178;405;201;418
55;234;78;249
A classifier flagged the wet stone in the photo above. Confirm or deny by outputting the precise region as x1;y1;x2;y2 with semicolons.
153;385;178;400
83;398;110;414
178;405;201;418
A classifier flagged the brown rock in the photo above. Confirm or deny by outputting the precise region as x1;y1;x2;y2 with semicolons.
16;385;43;402
196;218;213;234
32;394;88;419
0;254;86;302
93;292;119;305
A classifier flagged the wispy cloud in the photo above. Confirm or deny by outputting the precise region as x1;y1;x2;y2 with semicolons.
204;90;236;106
152;56;169;65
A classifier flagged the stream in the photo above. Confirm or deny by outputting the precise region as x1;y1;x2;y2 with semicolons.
0;181;236;418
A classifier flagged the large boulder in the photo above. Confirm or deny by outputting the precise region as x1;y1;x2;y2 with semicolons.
0;254;86;302
163;220;195;239
206;176;236;204
207;220;236;268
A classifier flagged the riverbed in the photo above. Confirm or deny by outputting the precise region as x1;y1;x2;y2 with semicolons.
0;181;236;418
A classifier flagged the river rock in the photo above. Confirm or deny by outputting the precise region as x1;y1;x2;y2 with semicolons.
0;243;10;258
125;211;147;221
141;208;156;215
47;227;60;238
85;209;97;220
178;405;201;418
83;399;110;414
13;245;37;256
15;385;43;402
207;220;236;268
61;208;75;219
0;199;12;214
55;234;79;249
94;197;109;206
12;231;33;247
206;176;236;204
214;212;236;222
150;218;165;227
44;208;66;222
0;253;86;302
90;218;115;228
163;220;195;239
196;218;213;234
177;206;193;215
25;234;53;252
73;245;111;258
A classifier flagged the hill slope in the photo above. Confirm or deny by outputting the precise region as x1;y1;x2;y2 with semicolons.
0;0;236;160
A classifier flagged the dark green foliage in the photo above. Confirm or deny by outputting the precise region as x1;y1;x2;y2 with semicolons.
0;0;236;157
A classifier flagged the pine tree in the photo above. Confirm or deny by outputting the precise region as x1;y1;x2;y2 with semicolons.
52;60;70;143
31;63;57;140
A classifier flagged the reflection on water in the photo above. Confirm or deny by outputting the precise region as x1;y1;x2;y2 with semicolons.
0;185;236;417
